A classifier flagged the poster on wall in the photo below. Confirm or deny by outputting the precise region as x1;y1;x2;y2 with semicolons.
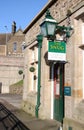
48;41;66;61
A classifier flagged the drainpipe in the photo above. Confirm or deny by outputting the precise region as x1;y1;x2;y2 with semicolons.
35;34;43;118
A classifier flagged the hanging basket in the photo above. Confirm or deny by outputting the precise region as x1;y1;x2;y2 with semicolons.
29;67;35;72
18;70;23;75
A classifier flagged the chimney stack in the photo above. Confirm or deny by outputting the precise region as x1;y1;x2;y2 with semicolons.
12;21;16;34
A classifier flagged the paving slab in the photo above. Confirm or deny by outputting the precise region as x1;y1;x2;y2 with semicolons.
0;94;61;130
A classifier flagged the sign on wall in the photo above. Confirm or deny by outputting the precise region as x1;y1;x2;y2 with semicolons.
48;41;66;61
64;87;71;96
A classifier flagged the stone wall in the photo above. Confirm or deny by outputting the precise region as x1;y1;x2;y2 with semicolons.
63;117;84;130
9;80;23;95
7;29;25;56
25;0;83;44
0;56;24;93
23;0;84;128
0;45;6;56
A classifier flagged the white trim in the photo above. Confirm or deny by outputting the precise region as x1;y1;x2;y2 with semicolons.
59;126;63;130
51;63;54;119
31;73;34;91
45;18;57;23
48;52;66;61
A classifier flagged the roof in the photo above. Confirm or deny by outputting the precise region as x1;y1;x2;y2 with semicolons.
23;0;57;34
0;28;25;46
0;33;11;45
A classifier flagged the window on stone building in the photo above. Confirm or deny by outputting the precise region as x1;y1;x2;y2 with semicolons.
30;45;38;92
13;42;17;52
32;48;35;63
21;42;25;51
22;44;25;51
75;12;84;99
35;46;38;62
78;13;84;99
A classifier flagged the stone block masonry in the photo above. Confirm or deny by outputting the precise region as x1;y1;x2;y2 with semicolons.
0;56;24;93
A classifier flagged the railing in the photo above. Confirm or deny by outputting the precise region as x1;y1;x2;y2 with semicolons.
0;103;30;130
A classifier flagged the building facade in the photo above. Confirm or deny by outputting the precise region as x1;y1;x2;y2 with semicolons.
22;0;84;130
0;21;25;93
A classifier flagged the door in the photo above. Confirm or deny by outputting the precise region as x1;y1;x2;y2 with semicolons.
54;63;64;122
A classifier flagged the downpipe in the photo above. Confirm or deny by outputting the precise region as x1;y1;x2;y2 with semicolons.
35;34;43;118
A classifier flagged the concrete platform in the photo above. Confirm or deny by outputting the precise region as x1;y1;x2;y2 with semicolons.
0;94;61;130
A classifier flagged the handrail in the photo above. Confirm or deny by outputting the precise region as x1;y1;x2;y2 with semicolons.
0;103;30;130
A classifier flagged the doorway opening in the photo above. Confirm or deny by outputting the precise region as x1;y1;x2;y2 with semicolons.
53;63;64;123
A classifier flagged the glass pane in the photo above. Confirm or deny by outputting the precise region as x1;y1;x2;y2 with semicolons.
22;45;24;51
47;23;56;36
13;42;17;52
40;24;47;36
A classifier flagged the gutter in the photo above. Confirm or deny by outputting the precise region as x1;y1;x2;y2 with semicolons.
23;0;84;34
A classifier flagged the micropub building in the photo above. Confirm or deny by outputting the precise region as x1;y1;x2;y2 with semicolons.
22;0;84;130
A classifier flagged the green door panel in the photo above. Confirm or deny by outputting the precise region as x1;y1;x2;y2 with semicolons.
54;63;64;123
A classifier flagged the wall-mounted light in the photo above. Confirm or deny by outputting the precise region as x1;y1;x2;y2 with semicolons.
40;9;73;41
40;9;57;38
